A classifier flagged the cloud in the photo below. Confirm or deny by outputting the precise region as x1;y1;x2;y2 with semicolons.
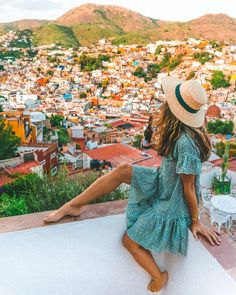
0;0;236;23
0;0;62;11
0;0;64;22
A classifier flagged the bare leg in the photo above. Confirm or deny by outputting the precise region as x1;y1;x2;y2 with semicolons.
44;163;132;223
122;233;168;292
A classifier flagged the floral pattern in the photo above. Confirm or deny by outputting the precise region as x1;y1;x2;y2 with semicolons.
126;132;202;256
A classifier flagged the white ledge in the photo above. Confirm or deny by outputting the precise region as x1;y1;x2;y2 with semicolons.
0;214;236;295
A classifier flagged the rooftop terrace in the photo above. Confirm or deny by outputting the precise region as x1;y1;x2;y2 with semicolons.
1;200;236;295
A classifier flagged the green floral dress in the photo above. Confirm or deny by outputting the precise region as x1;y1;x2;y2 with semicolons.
126;132;202;256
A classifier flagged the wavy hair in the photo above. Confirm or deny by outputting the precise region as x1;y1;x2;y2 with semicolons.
151;102;211;162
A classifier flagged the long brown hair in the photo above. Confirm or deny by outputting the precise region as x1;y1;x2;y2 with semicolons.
151;102;211;162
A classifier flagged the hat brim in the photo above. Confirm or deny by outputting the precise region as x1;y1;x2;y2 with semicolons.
162;76;205;128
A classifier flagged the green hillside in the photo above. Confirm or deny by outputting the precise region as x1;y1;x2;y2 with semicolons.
112;32;151;45
73;23;126;46
33;24;79;48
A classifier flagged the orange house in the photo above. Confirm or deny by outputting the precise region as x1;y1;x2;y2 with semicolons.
1;111;37;143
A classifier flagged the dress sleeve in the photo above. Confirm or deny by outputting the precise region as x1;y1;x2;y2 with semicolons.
174;134;202;175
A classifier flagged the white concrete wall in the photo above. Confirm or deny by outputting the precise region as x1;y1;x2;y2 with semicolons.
0;214;235;295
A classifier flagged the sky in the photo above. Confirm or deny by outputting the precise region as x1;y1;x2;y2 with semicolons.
0;0;236;23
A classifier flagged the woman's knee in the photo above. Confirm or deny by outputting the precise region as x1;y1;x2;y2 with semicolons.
115;163;132;184
122;233;141;254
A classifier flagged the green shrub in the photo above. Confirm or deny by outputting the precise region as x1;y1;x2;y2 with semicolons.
0;194;28;217
210;71;230;89
2;173;39;197
1;170;128;217
24;170;128;213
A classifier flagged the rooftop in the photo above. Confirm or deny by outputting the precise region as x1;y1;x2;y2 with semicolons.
7;161;39;174
0;201;236;295
84;144;157;167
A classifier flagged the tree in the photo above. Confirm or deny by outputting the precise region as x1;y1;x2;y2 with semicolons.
133;67;146;78
102;78;109;89
210;71;230;90
79;54;110;71
57;128;70;147
186;71;195;80
79;92;87;99
50;115;64;128
0;105;3;112
47;70;54;76
155;45;162;55
0;118;21;160
207;119;234;135
193;52;212;64
132;134;143;149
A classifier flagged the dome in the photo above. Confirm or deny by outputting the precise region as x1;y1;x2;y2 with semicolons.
206;104;221;118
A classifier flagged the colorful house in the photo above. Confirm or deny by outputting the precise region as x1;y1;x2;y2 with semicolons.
1;111;37;143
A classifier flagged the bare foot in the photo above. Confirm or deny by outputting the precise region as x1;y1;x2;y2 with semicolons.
44;204;82;223
147;271;168;293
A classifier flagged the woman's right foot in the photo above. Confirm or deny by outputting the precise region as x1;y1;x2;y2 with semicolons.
147;271;168;293
44;204;82;223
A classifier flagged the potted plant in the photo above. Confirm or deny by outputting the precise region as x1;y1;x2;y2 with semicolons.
213;140;231;194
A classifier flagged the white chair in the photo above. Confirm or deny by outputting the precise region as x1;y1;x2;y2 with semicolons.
201;189;212;210
230;188;236;198
210;207;232;233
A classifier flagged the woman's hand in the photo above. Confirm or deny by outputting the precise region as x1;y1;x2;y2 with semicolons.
190;221;221;246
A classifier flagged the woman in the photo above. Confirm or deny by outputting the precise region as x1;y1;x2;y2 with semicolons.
44;76;221;293
141;115;154;149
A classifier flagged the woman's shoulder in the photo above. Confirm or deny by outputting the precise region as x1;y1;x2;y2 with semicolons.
175;132;200;156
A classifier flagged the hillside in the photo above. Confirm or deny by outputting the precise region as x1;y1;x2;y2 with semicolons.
0;19;48;32
1;4;236;46
33;24;79;48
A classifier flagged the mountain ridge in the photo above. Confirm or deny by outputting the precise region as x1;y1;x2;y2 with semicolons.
0;4;236;45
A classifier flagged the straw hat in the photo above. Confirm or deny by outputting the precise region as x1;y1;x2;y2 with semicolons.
161;76;208;128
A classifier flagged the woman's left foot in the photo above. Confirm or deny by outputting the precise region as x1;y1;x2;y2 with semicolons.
44;204;82;223
147;271;168;292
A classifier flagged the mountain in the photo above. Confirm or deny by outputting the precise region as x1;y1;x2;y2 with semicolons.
56;3;158;33
0;19;48;32
1;4;236;46
188;14;236;43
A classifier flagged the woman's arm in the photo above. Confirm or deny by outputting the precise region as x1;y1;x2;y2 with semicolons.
181;174;221;246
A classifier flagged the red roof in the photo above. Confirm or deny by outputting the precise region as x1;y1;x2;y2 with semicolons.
110;120;143;128
72;138;86;151
210;157;236;172
137;149;163;167
84;144;162;167
0;175;14;187
7;161;39;175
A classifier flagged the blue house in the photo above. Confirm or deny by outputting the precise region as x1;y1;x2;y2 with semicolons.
63;93;72;101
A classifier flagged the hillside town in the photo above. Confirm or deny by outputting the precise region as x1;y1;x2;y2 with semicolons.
0;30;236;175
1;2;236;292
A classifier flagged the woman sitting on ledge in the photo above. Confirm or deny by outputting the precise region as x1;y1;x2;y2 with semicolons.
44;76;221;293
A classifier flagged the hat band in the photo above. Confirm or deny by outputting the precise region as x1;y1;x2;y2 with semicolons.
175;84;199;114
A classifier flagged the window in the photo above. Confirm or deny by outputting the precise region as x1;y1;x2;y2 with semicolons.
50;152;56;159
51;166;58;176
